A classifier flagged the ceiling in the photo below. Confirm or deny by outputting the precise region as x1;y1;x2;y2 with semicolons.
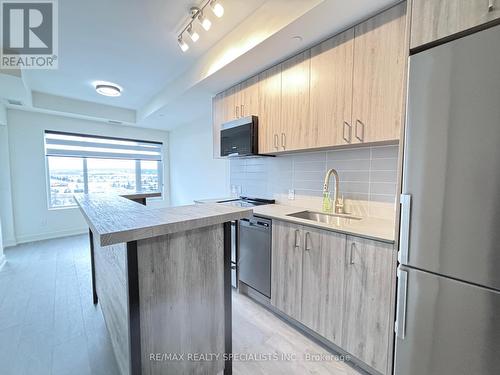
5;0;401;130
21;0;267;110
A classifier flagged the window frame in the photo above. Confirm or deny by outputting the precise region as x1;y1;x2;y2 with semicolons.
45;131;163;210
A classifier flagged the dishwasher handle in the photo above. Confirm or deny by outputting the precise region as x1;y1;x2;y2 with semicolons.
240;218;271;230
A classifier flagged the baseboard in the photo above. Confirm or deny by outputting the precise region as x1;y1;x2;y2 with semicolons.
14;227;87;245
2;238;17;248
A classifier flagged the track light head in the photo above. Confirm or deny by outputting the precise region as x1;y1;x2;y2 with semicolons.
198;12;212;31
177;36;189;52
210;0;224;18
187;25;199;42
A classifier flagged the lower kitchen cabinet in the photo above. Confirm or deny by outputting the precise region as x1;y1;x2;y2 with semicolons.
271;220;303;321
301;226;346;346
271;220;395;374
342;236;394;374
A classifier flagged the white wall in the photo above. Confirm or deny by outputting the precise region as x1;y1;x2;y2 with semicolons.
4;109;170;245
169;115;229;206
0;105;16;250
0;105;9;263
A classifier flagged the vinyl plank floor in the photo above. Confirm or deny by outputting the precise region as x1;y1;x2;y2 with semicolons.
1;234;363;375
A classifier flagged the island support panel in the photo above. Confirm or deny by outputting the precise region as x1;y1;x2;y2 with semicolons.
137;223;228;374
92;233;132;375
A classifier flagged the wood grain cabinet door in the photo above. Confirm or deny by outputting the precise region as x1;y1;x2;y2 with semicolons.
258;65;282;154
240;75;259;117
271;220;303;321
280;51;311;152
300;227;346;346
342;236;394;375
309;29;355;148
410;0;500;49
222;84;241;122
352;3;407;144
212;92;224;158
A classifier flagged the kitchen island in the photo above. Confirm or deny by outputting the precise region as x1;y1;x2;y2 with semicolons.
75;193;252;375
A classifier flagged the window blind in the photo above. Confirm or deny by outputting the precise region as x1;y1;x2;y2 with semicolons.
44;131;162;161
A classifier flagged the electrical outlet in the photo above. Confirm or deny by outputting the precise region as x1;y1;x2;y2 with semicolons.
230;185;241;197
288;189;295;200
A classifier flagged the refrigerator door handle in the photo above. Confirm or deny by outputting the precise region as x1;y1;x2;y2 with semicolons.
395;268;408;339
399;194;411;264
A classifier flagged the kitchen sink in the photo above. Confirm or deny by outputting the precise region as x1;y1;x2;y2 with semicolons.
286;210;362;224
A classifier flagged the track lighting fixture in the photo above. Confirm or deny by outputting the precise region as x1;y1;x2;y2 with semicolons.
177;0;224;52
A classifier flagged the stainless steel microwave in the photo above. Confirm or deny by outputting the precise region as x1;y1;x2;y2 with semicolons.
220;115;258;157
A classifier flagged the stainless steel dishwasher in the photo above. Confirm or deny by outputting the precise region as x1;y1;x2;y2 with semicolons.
238;216;271;298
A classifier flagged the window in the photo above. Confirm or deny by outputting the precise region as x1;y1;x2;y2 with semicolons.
45;131;163;208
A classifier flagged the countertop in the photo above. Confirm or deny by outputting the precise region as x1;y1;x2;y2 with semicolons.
193;197;236;204
75;193;252;246
120;191;162;200
252;204;395;243
194;198;395;243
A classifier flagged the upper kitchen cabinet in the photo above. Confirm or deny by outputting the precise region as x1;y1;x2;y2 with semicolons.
212;92;224;158
280;50;311;152
351;3;407;144
258;64;282;154
309;29;355;148
212;2;407;157
342;236;395;375
410;0;500;49
222;84;241;123
239;75;259;117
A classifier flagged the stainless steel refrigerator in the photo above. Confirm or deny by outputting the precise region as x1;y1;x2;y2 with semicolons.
394;25;500;375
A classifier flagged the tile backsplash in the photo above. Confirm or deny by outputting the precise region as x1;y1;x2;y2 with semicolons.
230;145;400;219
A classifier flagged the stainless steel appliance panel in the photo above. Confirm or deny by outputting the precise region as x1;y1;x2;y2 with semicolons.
231;221;237;288
395;266;500;375
238;217;271;298
401;25;500;289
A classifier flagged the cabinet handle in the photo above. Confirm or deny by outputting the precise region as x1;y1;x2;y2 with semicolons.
489;0;495;11
305;232;311;251
343;121;352;143
349;243;355;265
294;229;300;248
241;104;244;117
281;133;286;150
274;134;279;149
235;105;239;118
355;119;364;142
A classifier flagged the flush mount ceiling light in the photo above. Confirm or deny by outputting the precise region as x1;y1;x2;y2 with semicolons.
95;82;122;97
177;0;224;52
